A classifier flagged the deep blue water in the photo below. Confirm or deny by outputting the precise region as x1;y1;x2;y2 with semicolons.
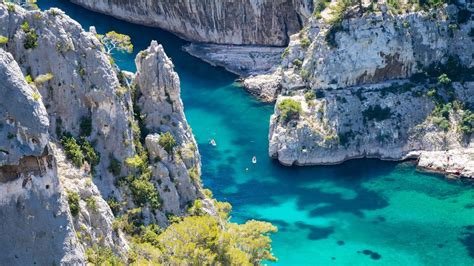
38;1;474;265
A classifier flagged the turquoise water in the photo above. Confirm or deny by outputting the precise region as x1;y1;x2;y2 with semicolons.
38;1;474;265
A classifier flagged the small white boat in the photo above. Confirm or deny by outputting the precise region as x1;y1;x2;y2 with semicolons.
210;139;217;146
252;156;257;164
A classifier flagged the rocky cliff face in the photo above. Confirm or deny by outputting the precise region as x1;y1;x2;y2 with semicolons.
70;0;313;46
245;2;474;101
262;2;474;177
0;3;206;263
269;82;474;177
133;41;204;224
0;49;86;265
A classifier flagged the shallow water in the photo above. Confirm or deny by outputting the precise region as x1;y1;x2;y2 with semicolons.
37;1;474;264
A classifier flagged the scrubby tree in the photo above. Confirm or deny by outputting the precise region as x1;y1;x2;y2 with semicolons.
97;31;133;54
278;99;302;122
159;132;177;154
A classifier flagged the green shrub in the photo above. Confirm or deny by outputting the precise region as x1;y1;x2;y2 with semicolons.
21;21;38;50
300;37;310;48
0;35;8;45
362;105;392;121
278;99;302;123
125;154;146;170
324;0;351;48
86;245;122;265
107;196;122;216
339;130;354;147
61;135;84;167
459;110;474;134
130;177;161;209
427;87;437;97
437;73;451;85
86;196;97;212
25;75;34;84
159;132;177;154
80;138;100;168
293;59;303;68
313;0;330;17
67;191;80;217
6;3;15;12
32;92;41;101
432;103;452;130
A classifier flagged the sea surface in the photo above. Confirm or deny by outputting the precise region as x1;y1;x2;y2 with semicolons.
37;1;474;264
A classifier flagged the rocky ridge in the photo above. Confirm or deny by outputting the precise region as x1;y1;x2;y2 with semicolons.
262;2;474;177
0;2;207;263
69;0;313;46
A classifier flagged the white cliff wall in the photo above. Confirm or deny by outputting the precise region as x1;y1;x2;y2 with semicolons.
70;0;314;46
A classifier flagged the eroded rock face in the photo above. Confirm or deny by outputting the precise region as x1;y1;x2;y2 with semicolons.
70;0;313;46
296;7;473;89
245;3;473;100
262;3;474;177
0;49;86;265
135;42;202;223
0;50;49;166
0;2;208;263
184;43;285;76
0;4;136;196
269;82;474;177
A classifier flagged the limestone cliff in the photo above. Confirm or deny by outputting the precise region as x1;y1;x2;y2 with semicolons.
245;2;474;101
70;0;313;46
0;2;207;263
269;82;474;177
261;2;474;177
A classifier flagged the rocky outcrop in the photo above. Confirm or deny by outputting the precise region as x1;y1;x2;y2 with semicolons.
184;43;284;76
134;41;203;224
245;2;474;100
261;2;474;177
269;81;474;177
0;2;208;263
0;49;86;265
0;4;136;196
70;0;313;46
0;49;49;167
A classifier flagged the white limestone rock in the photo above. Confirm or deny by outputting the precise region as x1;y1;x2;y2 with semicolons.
184;43;284;76
69;0;314;46
269;81;474;178
135;41;203;222
0;4;136;197
0;49;49;166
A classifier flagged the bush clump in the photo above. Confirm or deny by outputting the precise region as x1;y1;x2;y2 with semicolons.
67;191;80;217
278;99;302;123
460;109;474;134
159;132;177;154
300;37;310;48
130;177;161;209
80;138;100;168
0;35;8;45
61;135;84;168
21;21;38;50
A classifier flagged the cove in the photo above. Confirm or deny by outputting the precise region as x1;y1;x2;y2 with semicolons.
37;1;474;265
